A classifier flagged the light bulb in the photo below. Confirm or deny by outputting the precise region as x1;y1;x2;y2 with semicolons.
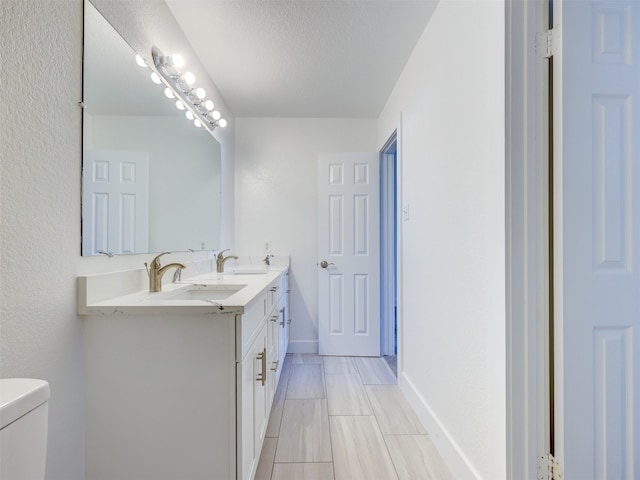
194;119;202;128
186;111;194;120
204;100;214;111
212;110;221;120
195;87;206;99
218;118;227;128
175;100;185;110
170;54;184;68
135;54;147;68
183;72;196;85
164;88;174;99
150;72;162;84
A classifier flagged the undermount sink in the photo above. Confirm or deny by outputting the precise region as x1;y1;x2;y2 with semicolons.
166;284;247;301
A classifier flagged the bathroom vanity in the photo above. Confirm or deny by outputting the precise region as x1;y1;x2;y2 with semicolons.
78;260;290;480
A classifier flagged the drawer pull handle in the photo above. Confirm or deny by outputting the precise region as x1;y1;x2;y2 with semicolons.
287;318;292;325
270;360;279;372
256;348;267;386
270;286;279;292
270;315;278;322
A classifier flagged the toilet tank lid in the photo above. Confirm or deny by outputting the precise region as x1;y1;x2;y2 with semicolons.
0;379;50;429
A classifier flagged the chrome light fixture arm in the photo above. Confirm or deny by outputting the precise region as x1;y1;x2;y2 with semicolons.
150;45;226;136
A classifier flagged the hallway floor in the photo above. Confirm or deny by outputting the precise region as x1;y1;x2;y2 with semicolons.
255;354;453;480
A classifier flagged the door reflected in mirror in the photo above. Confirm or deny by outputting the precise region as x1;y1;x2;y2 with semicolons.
81;1;221;256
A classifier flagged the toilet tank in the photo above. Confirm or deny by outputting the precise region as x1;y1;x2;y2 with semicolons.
0;379;50;480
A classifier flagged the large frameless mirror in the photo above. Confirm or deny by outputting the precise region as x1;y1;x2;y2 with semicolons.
81;1;221;256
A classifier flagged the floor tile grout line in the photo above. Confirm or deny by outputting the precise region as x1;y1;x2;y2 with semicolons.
271;356;292;437
381;433;415;480
322;370;333;478
266;437;275;480
269;355;294;479
272;461;334;464
365;384;403;480
364;373;407;479
321;364;332;479
323;366;338;480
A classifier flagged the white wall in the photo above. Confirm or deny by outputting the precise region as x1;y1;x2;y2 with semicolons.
234;118;377;352
378;1;506;478
0;1;233;478
2;3;85;478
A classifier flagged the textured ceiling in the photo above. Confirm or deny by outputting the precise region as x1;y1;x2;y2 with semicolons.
166;1;438;118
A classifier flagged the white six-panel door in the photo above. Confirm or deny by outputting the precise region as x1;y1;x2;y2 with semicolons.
556;1;640;477
82;149;149;255
318;153;380;356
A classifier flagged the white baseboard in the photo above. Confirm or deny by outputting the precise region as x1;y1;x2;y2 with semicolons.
287;340;318;354
399;372;481;480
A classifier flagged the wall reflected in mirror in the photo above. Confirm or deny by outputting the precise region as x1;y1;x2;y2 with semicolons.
82;1;221;256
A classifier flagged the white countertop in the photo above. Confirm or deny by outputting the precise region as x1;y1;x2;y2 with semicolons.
77;265;288;316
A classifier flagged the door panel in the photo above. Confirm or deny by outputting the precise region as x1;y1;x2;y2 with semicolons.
318;153;380;356
82;149;149;255
556;1;640;477
238;324;268;480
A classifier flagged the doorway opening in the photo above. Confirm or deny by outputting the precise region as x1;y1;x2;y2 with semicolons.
380;131;398;374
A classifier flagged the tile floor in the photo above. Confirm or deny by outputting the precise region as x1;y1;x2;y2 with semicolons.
255;354;453;480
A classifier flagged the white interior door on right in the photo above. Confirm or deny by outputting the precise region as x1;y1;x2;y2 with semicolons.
556;1;640;477
318;153;380;357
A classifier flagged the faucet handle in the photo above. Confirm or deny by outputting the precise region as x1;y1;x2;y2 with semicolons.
146;252;171;272
217;249;230;259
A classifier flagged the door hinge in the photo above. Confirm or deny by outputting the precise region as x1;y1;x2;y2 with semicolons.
538;454;563;480
536;27;559;58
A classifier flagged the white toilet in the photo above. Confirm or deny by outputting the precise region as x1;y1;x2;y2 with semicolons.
0;379;50;480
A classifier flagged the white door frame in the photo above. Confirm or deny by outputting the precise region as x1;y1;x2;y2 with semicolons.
379;116;404;374
505;1;551;478
380;131;398;357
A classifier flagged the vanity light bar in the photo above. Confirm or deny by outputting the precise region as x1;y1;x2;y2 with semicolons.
149;46;226;135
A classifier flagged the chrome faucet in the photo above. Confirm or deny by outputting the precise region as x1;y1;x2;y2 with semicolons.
216;249;238;273
145;252;186;292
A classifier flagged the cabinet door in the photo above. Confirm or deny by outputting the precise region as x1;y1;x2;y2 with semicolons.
267;310;279;407
267;283;279;312
238;324;268;480
279;295;290;368
283;273;290;362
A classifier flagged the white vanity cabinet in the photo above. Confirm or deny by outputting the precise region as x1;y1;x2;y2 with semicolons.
237;277;284;480
81;267;290;480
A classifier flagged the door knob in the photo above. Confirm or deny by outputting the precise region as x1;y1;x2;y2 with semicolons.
320;260;334;269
